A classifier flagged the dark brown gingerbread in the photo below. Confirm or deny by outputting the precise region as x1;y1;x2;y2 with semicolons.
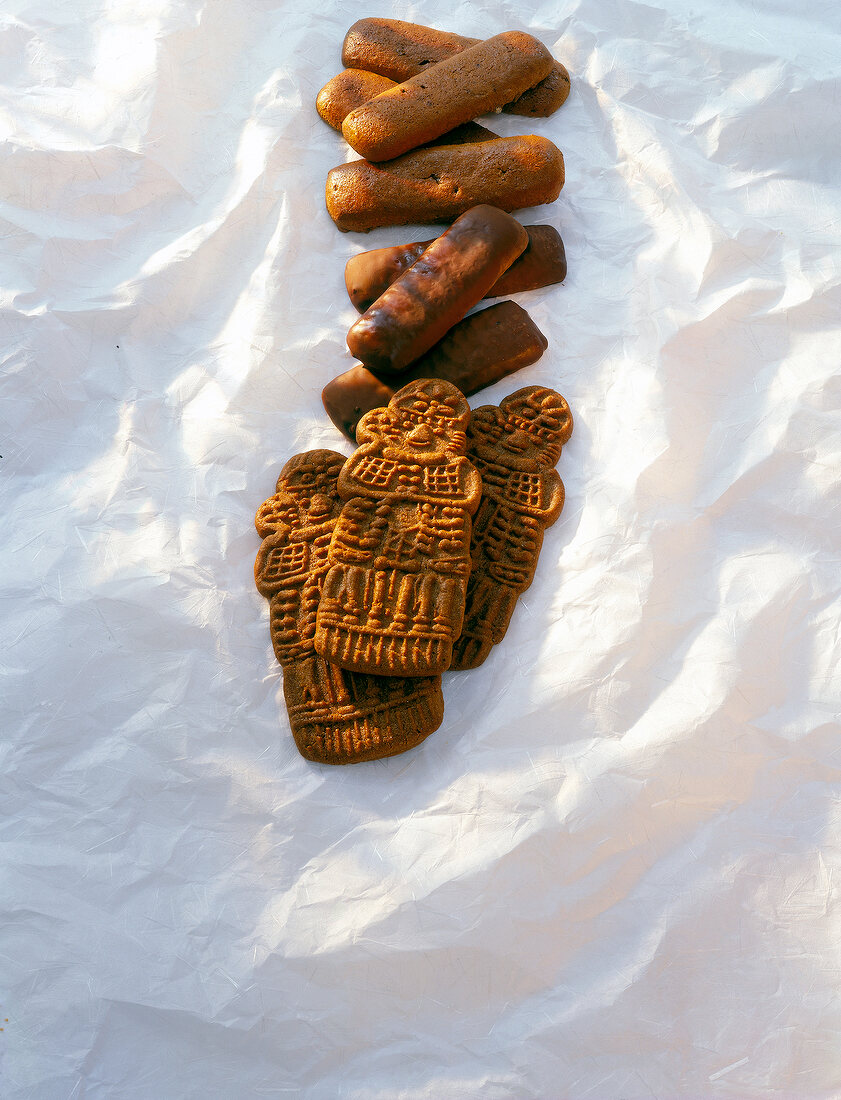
326;136;564;232
450;387;573;670
342;32;554;161
346;205;528;374
255;450;444;763
314;380;482;677
323;301;548;440
345;225;567;313
341;19;571;117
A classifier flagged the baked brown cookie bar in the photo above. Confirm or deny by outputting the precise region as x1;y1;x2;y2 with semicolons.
342;32;553;161
255;450;444;763
316;69;394;131
345;225;567;313
342;18;570;117
326;136;564;232
346;205;528;374
315;380;482;677
450;387;573;670
323;301;548;440
316;69;497;147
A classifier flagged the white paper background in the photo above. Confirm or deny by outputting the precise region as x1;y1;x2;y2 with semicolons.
2;1;840;1096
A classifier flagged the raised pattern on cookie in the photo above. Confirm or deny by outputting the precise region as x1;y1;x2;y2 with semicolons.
255;449;444;763
315;380;482;677
450;386;573;671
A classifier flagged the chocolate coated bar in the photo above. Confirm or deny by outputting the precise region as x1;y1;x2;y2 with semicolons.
323;301;548;440
345;224;567;312
346;205;528;374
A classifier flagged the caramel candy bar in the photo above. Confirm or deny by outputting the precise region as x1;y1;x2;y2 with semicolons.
342;32;553;161
346;205;528;374
315;380;482;677
326;136;564;233
345;224;567;312
316;69;497;146
342;18;570;117
254;449;444;763
450;387;573;670
323;301;548;440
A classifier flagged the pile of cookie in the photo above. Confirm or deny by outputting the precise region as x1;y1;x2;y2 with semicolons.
316;17;569;440
256;379;572;764
254;19;574;764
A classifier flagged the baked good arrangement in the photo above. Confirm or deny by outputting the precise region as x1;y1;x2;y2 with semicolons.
255;18;574;763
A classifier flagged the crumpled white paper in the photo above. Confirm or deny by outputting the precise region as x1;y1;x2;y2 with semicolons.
2;0;840;1096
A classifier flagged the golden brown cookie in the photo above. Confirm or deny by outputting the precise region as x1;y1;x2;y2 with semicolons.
345;224;567;313
326;136;564;232
450;387;573;670
323;301;548;440
316;69;395;131
346;205;528;374
342;32;554;161
341;18;570;117
316;69;497;147
314;380;482;677
255;450;444;763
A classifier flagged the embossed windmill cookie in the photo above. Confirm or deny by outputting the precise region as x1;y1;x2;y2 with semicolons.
315;380;482;677
255;449;444;764
450;386;573;671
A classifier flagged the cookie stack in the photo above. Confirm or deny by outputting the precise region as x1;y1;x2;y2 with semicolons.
254;20;575;763
255;379;572;764
319;19;568;231
316;17;570;437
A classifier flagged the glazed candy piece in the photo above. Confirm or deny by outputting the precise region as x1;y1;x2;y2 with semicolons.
345;225;567;312
347;205;528;374
316;69;497;147
315;380;482;677
342;32;553;161
325;136;564;232
254;450;444;763
323;301;548;440
342;18;571;117
450;387;573;670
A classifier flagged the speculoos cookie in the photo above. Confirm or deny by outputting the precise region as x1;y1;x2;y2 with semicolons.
255;450;444;763
346;205;528;374
450;386;573;670
314;380;482;677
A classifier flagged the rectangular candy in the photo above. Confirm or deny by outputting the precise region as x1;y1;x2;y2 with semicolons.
451;387;573;670
342;32;554;161
342;18;571;117
254;450;444;763
315;380;482;678
325;136;565;232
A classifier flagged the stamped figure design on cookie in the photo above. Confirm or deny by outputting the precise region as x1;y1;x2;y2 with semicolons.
450;386;573;670
315;380;482;677
255;450;444;763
